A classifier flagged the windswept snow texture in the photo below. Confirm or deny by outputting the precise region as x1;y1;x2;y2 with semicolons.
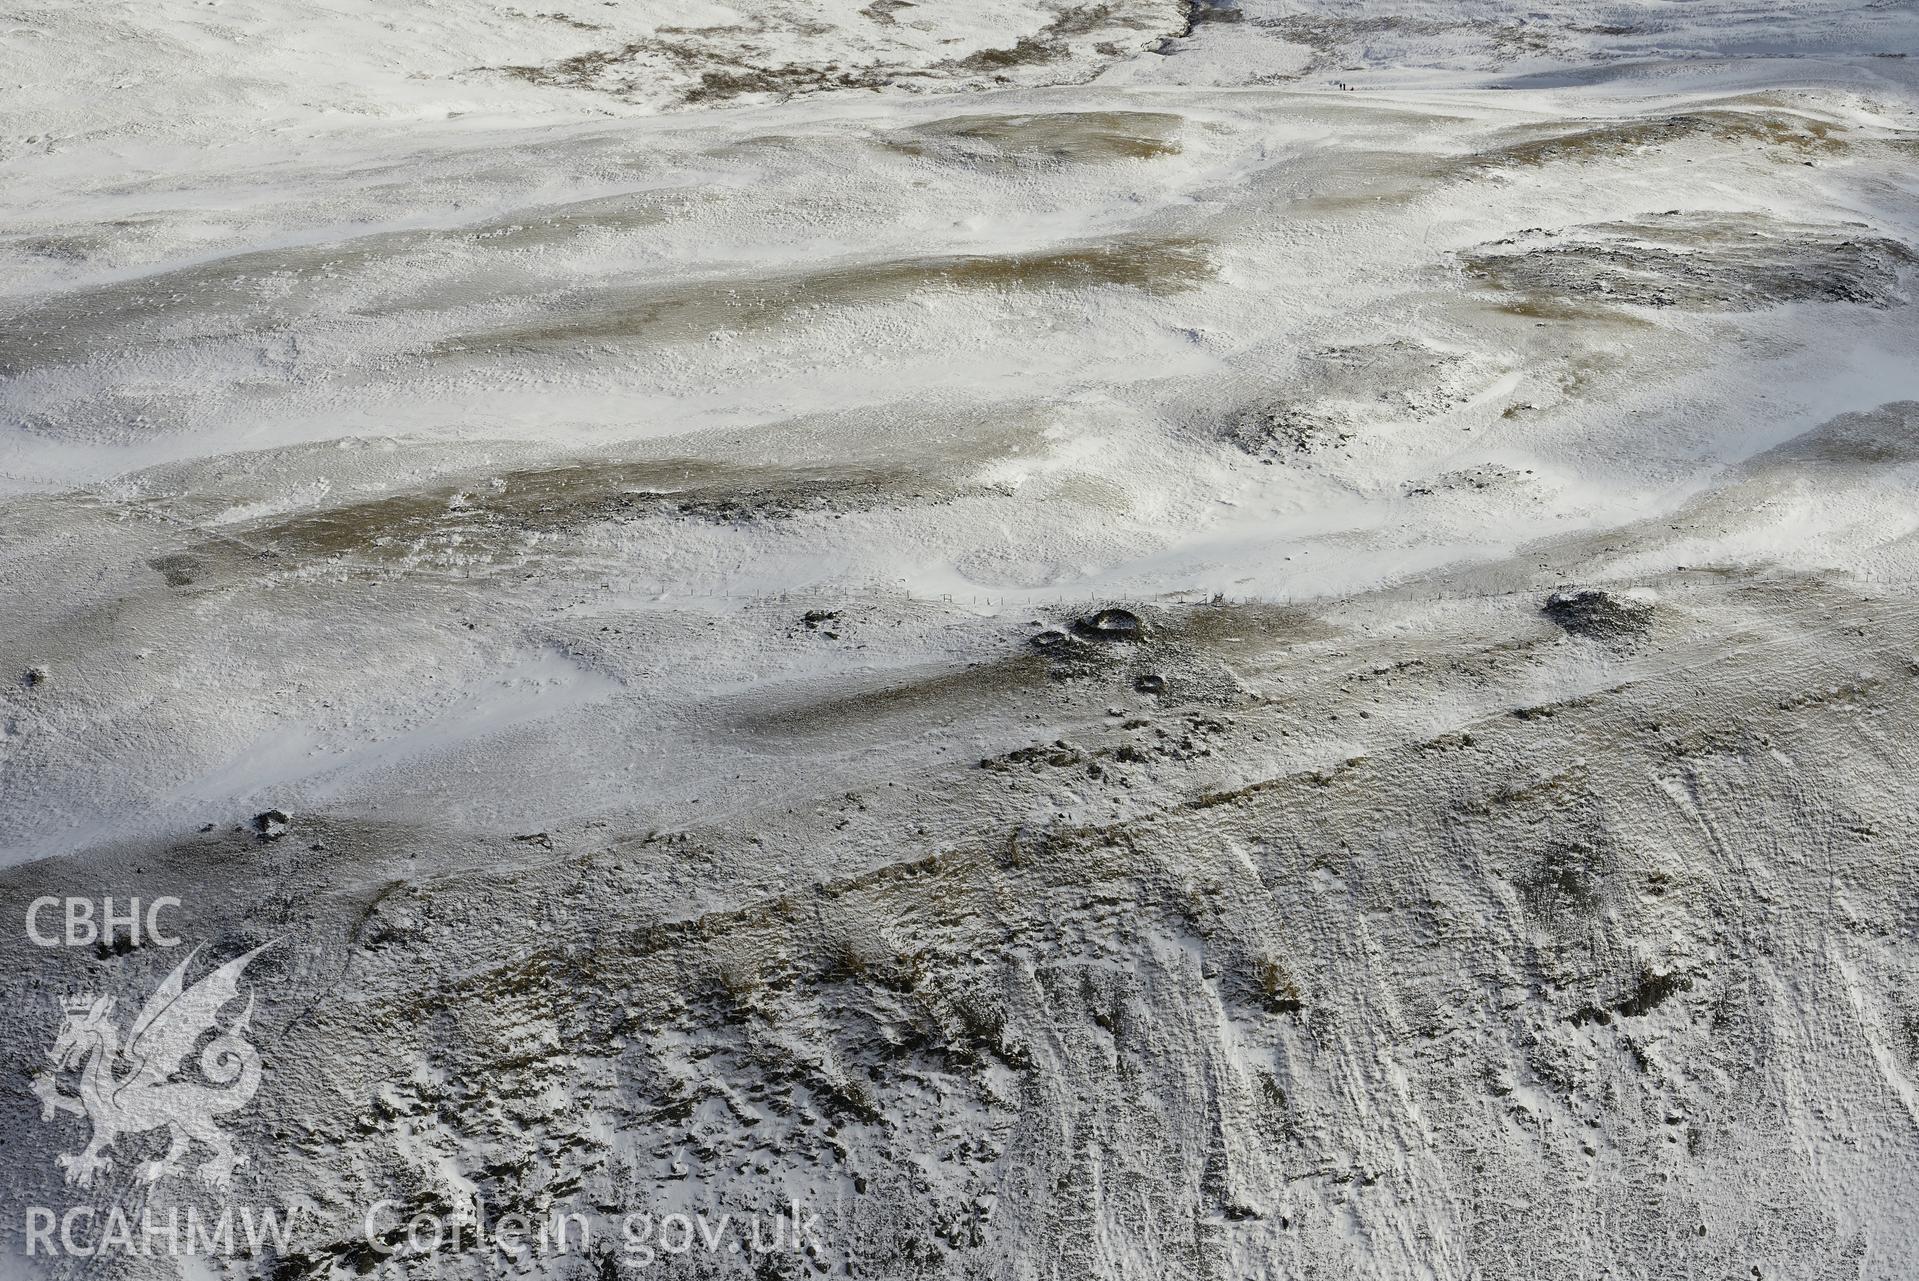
4;2;1919;1279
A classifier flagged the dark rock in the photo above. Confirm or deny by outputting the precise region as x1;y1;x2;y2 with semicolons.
252;809;292;840
1135;673;1166;695
1543;589;1654;642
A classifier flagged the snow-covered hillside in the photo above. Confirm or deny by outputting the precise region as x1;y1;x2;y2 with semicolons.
2;1;1917;1278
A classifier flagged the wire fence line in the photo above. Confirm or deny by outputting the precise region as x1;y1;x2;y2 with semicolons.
459;568;1919;612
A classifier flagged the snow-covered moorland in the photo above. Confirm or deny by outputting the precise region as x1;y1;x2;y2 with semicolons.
2;1;1918;1277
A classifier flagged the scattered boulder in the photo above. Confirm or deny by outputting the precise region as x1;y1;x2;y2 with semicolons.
1223;403;1352;458
790;608;845;640
252;809;292;841
1406;463;1529;497
1543;588;1655;642
21;665;48;689
1135;673;1167;695
1031;629;1071;652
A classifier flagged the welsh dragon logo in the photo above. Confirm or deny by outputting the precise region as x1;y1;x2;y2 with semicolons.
31;943;274;1190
